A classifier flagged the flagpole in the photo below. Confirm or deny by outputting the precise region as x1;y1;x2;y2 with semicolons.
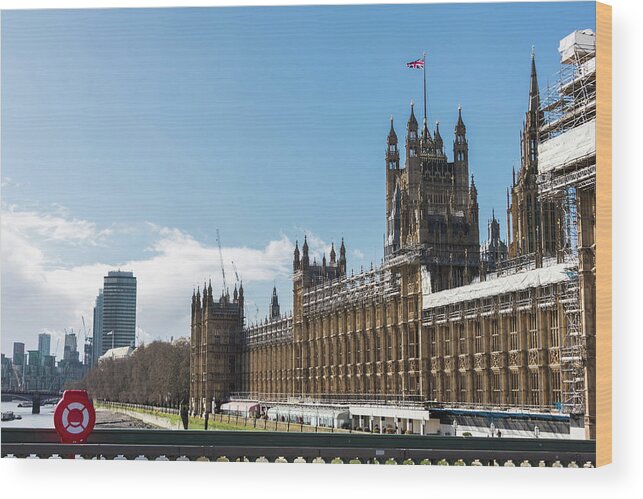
423;51;427;124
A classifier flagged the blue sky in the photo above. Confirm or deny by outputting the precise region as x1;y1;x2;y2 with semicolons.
1;3;596;355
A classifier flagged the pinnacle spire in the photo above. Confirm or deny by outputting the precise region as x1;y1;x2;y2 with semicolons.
387;115;398;145
434;120;443;146
293;239;301;271
407;100;418;130
456;104;465;128
470;174;478;203
529;47;540;112
301;235;309;269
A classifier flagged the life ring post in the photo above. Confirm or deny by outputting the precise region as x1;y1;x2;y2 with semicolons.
53;390;96;444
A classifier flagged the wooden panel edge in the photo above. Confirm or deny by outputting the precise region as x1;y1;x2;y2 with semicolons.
595;0;612;467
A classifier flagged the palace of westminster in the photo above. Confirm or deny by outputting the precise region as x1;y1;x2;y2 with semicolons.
191;31;597;439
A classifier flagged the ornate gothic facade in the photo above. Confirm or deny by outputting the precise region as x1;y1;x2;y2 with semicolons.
507;50;565;258
189;52;590;437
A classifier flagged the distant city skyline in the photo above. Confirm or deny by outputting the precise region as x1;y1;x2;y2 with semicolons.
0;3;596;353
5;331;81;364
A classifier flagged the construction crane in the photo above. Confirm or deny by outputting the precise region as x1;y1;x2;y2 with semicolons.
216;228;227;294
81;316;88;344
231;260;240;285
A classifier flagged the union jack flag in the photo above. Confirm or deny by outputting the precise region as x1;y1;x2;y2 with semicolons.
406;58;424;69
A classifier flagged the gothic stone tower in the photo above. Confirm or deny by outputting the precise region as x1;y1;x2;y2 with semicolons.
291;237;347;394
507;49;564;258
190;281;244;415
269;286;280;320
481;210;509;273
386;103;480;292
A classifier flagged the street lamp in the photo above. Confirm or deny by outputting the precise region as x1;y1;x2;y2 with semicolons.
452;419;458;437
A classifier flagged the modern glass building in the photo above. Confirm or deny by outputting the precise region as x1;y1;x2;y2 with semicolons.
37;332;51;360
12;342;25;366
100;271;137;355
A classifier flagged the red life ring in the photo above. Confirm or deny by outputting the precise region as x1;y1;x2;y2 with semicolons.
54;390;96;443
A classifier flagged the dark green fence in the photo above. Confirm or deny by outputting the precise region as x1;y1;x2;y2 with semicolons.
1;428;595;466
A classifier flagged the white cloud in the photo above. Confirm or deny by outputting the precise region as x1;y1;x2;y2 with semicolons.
2;206;112;245
1;177;20;189
1;206;299;354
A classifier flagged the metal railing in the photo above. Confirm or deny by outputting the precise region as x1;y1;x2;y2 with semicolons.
98;400;180;415
1;427;595;466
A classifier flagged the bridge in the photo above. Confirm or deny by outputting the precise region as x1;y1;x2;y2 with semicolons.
2;390;61;412
1;428;595;466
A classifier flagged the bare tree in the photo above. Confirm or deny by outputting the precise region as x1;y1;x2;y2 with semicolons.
82;339;190;406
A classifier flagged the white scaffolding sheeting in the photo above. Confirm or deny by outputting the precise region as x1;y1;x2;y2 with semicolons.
220;401;260;414
422;263;574;309
538;119;595;174
266;404;350;427
559;29;596;64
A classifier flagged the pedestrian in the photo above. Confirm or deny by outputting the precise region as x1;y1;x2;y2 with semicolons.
180;399;189;430
497;429;502;438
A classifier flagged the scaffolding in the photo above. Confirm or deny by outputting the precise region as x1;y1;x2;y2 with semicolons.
243;314;294;348
302;265;400;317
300;245;427;318
537;30;596;416
540;44;596;142
563;186;579;255
538;31;596;194
559;273;585;414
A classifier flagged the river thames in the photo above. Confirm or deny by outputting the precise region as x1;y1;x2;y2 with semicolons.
1;400;155;429
1;400;55;428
